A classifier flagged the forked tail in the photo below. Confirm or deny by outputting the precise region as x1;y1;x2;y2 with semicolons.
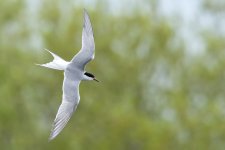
36;49;69;70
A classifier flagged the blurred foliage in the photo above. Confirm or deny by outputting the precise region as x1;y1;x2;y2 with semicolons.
0;0;225;150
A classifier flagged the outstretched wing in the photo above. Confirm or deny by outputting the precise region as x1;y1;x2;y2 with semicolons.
49;75;80;141
71;9;95;70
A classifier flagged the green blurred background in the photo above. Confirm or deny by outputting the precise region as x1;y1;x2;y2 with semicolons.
0;0;225;149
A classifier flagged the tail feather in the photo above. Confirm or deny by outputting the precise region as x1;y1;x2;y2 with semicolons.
37;49;69;70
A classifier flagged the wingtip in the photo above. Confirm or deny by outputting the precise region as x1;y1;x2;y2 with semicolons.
83;8;90;18
48;135;55;142
83;8;87;13
48;129;58;141
48;138;53;142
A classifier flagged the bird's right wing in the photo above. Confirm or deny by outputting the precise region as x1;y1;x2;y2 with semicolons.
71;9;95;70
49;75;80;141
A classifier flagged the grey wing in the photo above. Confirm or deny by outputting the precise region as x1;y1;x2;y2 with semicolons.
71;9;95;70
49;76;80;141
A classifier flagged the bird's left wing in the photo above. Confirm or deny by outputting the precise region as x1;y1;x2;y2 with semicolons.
49;75;80;141
71;9;95;70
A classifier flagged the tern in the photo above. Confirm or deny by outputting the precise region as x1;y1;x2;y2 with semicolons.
37;9;98;141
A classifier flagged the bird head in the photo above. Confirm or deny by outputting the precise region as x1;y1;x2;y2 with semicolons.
84;72;99;82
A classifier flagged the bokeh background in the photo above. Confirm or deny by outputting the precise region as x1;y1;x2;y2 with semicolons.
0;0;225;149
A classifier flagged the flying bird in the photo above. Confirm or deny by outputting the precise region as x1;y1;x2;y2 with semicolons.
37;9;98;141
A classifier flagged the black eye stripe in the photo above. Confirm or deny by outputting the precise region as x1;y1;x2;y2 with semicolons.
84;72;94;78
